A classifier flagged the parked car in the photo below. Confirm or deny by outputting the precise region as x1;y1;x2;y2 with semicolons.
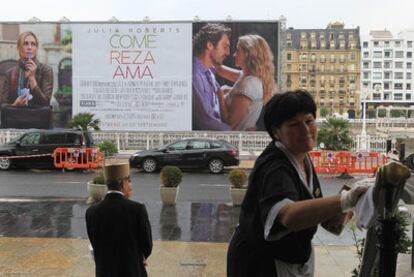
129;138;239;173
0;129;94;170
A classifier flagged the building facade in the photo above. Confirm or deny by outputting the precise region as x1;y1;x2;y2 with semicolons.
282;22;361;118
361;30;414;118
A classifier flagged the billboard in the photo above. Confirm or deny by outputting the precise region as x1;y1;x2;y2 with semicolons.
0;21;279;131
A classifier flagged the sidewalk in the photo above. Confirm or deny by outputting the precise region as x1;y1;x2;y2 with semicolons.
0;237;412;276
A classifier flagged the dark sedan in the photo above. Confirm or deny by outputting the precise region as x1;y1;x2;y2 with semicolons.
129;138;239;173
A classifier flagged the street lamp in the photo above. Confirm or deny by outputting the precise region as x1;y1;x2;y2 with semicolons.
358;84;381;151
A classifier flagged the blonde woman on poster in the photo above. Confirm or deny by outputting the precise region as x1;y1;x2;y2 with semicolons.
216;34;275;131
1;31;53;107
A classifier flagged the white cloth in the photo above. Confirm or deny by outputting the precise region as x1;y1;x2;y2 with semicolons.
274;246;315;277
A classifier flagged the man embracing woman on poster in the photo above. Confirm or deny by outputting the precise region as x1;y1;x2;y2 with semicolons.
216;34;276;131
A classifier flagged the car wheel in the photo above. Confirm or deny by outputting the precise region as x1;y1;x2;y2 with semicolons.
208;158;224;174
142;157;157;173
0;156;12;170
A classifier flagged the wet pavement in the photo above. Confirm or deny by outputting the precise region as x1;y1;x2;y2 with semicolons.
0;170;413;276
0;199;367;246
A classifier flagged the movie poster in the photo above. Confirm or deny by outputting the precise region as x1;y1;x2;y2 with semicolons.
72;23;192;131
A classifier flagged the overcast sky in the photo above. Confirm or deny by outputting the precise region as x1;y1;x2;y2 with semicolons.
3;0;414;35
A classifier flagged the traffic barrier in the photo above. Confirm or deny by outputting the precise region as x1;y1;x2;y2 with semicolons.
53;148;104;169
309;151;387;175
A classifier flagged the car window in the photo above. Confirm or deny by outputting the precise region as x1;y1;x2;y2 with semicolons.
189;140;209;150
66;133;81;145
210;141;223;149
20;133;40;146
168;141;188;151
43;133;66;144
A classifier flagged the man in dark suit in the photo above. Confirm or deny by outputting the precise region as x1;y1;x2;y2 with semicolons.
86;160;152;277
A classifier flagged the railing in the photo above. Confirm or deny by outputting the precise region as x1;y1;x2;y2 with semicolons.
0;129;396;152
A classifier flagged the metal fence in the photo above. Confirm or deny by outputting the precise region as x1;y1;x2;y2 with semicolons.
0;130;392;153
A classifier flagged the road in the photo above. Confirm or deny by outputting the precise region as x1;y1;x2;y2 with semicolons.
0;168;356;202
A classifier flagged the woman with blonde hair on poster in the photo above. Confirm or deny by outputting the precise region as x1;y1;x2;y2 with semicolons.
216;34;276;131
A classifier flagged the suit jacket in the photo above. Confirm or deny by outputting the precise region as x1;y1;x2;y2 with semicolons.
86;192;153;277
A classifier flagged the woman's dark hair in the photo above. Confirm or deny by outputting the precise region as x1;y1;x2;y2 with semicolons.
264;89;317;140
193;23;231;56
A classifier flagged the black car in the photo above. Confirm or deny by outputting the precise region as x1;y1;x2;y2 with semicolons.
129;138;239;173
0;129;93;170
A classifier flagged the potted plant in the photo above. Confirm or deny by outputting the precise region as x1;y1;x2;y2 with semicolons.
160;166;182;205
228;169;248;206
98;140;118;158
87;170;107;204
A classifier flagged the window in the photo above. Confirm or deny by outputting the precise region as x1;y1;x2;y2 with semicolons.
189;140;208;149
384;61;391;69
395;51;404;58
210;141;222;149
406;94;411;100
363;72;370;79
287;53;292;60
363;62;369;69
350;53;356;60
384;50;392;58
373;62;382;68
407;83;411;90
384;72;391;79
407;62;412;69
363;41;368;48
394;83;403;90
373;41;379;47
395;62;403;69
373;72;382;79
407;41;412;48
395;41;401;47
43;134;66;144
384;41;390;48
394;93;403;100
330;54;336;62
373;51;382;58
286;41;292;48
311;53;316;62
363;82;369;88
20;133;40;145
407;72;412;79
363;52;369;58
168;141;188;151
287;64;292;70
384;83;390;90
348;64;356;71
394;72;403;79
300;53;308;61
320;55;325;62
339;54;345;62
407;52;412;58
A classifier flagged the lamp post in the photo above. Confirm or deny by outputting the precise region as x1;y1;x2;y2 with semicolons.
359;85;381;151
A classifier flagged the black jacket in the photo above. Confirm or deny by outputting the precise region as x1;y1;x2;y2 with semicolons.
86;193;152;277
227;142;322;276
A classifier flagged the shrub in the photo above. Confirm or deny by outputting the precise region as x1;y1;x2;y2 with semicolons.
93;170;105;184
98;140;118;158
160;166;182;187
228;169;248;188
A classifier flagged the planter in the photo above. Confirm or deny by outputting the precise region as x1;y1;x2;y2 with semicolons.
160;186;179;205
87;181;107;205
230;187;246;206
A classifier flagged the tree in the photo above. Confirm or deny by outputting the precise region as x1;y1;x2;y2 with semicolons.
319;106;329;118
317;117;353;150
69;112;101;131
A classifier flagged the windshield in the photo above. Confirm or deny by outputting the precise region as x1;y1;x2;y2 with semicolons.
7;134;24;144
